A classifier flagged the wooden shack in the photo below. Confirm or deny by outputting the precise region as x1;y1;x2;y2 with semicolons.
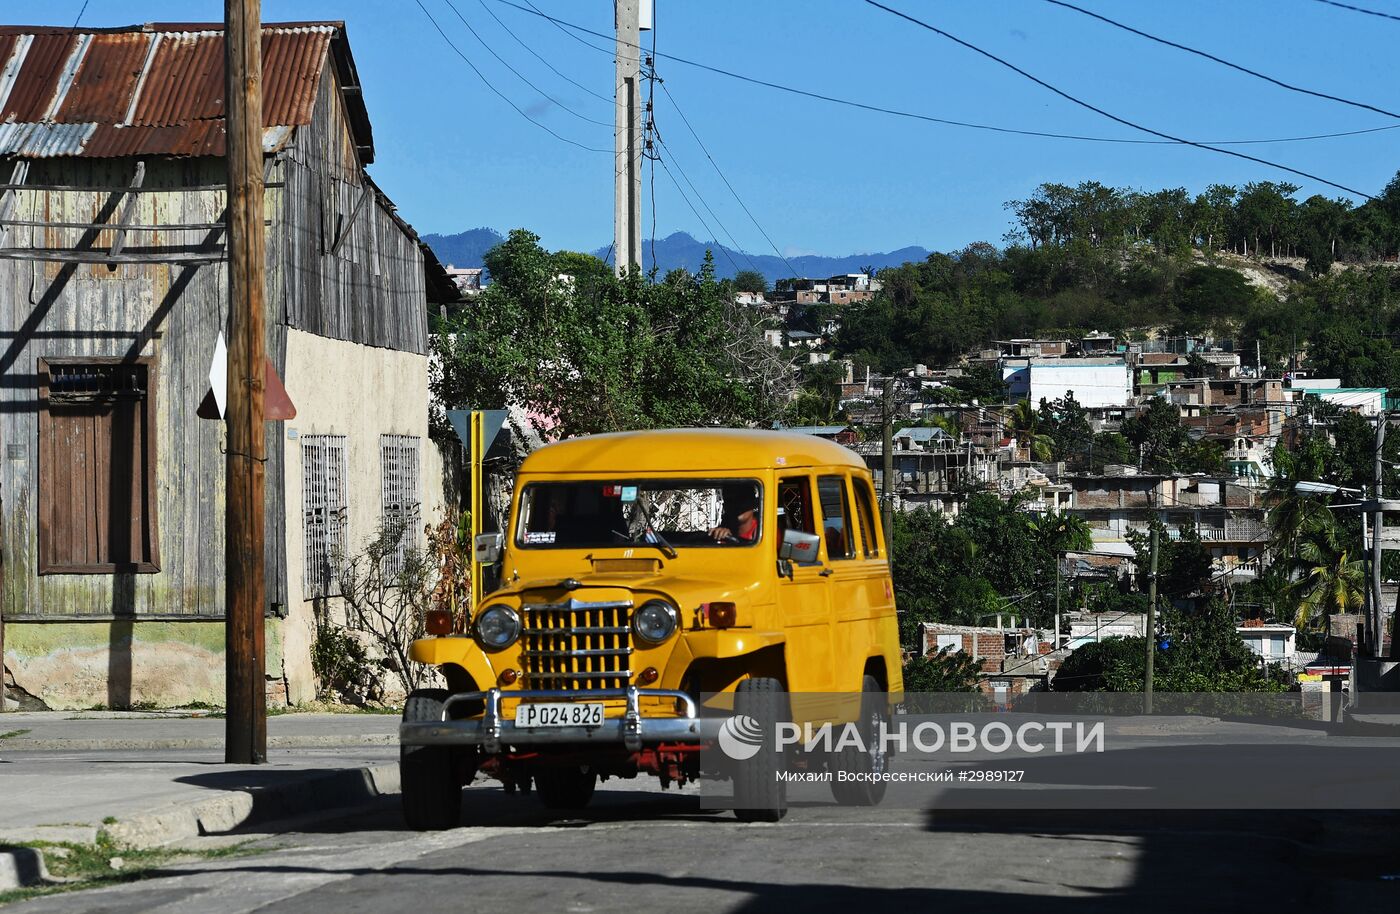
0;22;456;709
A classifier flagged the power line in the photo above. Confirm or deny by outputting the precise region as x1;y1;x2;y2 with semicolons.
861;0;1375;200
656;138;759;274
493;0;1400;148
1043;0;1400;121
472;0;613;105
71;0;89;28
440;0;612;127
658;80;800;279
1311;0;1400;22
647;6;658;275
656;155;744;276
413;0;610;153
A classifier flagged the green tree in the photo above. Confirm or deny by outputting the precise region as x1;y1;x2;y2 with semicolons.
903;649;982;692
1054;601;1284;692
431;230;790;441
1290;511;1365;631
1038;393;1092;465
731;269;768;294
1121;397;1189;472
1009;399;1053;461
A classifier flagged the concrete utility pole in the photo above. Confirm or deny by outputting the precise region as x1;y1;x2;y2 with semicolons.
613;0;647;276
881;377;895;551
224;0;268;765
1145;525;1158;714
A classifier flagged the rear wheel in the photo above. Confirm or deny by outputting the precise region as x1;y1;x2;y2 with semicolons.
401;689;462;830
830;674;889;806
733;677;788;822
535;766;597;809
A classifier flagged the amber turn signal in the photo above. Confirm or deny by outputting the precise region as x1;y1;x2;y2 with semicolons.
637;666;659;685
425;609;454;636
707;602;737;628
497;668;520;686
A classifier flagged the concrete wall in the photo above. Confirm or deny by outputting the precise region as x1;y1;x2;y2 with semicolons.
280;328;445;704
3;620;282;711
1030;364;1132;408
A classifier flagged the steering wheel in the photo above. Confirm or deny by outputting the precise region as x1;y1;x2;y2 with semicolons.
720;534;741;544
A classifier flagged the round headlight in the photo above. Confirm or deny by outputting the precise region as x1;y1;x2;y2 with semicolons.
475;605;521;651
632;600;678;645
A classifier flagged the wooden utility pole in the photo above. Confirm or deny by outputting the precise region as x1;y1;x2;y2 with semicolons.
613;0;644;276
881;378;894;550
1145;525;1158;714
224;0;268;764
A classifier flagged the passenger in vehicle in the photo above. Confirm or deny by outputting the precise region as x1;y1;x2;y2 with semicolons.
708;487;759;544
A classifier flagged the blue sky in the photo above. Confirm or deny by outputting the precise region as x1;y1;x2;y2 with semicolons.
19;0;1400;257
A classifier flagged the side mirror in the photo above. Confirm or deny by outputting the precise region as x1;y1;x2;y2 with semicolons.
473;532;504;564
778;528;821;564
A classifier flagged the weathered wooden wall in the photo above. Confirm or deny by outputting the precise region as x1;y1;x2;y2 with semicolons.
0;155;288;619
279;66;429;355
0;55;430;623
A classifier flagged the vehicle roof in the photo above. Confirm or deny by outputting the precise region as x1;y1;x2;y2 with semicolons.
520;428;867;474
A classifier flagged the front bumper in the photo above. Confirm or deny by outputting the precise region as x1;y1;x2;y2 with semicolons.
399;686;722;753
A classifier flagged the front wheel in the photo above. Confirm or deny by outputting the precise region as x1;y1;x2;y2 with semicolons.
401;689;462;830
733;677;788;822
830;674;889;806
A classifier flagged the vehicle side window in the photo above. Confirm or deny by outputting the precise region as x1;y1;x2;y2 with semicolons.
853;477;881;558
776;476;816;536
817;476;856;560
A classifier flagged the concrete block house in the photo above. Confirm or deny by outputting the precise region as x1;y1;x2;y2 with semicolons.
0;22;456;709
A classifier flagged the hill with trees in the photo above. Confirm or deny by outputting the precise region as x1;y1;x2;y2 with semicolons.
837;171;1400;387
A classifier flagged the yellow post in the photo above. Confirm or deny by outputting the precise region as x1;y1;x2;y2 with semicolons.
469;410;484;612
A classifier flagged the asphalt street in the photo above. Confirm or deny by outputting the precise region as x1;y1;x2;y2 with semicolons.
6;761;1400;914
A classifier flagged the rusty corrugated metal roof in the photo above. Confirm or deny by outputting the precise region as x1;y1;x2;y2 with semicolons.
0;22;371;161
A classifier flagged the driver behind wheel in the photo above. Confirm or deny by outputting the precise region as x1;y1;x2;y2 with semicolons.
708;486;759;543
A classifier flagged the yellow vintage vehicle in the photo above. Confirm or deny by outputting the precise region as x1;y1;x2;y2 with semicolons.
398;428;902;825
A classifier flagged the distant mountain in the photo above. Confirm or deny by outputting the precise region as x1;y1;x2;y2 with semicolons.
421;229;930;285
421;227;505;270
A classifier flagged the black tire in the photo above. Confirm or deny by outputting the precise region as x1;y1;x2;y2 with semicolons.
534;766;596;809
830;674;890;806
401;689;462;830
733;677;788;822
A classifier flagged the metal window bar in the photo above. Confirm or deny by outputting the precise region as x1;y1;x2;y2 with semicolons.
380;434;421;577
302;435;348;599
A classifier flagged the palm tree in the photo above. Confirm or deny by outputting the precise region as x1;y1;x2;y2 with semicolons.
1289;516;1365;631
1009;400;1053;462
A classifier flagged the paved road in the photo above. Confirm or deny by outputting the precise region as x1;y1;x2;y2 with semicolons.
7;771;1400;914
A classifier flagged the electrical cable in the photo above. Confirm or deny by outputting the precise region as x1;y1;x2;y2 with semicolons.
472;0;613;105
656;155;744;275
440;0;612;127
648;9;658;275
1043;0;1400;121
495;0;1400;148
72;0;89;28
413;0;610;153
861;0;1374;200
655;134;762;275
659;80;801;279
1311;0;1400;22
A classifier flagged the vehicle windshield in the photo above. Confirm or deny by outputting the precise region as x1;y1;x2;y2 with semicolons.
516;479;762;549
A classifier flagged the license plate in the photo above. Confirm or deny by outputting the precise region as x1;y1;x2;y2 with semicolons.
515;702;605;728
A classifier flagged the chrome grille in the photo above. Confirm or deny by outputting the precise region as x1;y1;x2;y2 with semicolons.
519;598;633;690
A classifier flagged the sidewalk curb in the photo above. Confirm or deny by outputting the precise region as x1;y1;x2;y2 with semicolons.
0;846;49;891
102;762;401;849
3;735;396;751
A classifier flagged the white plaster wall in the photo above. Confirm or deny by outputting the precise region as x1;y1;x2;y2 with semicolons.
1030;364;1131;408
279;329;446;704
